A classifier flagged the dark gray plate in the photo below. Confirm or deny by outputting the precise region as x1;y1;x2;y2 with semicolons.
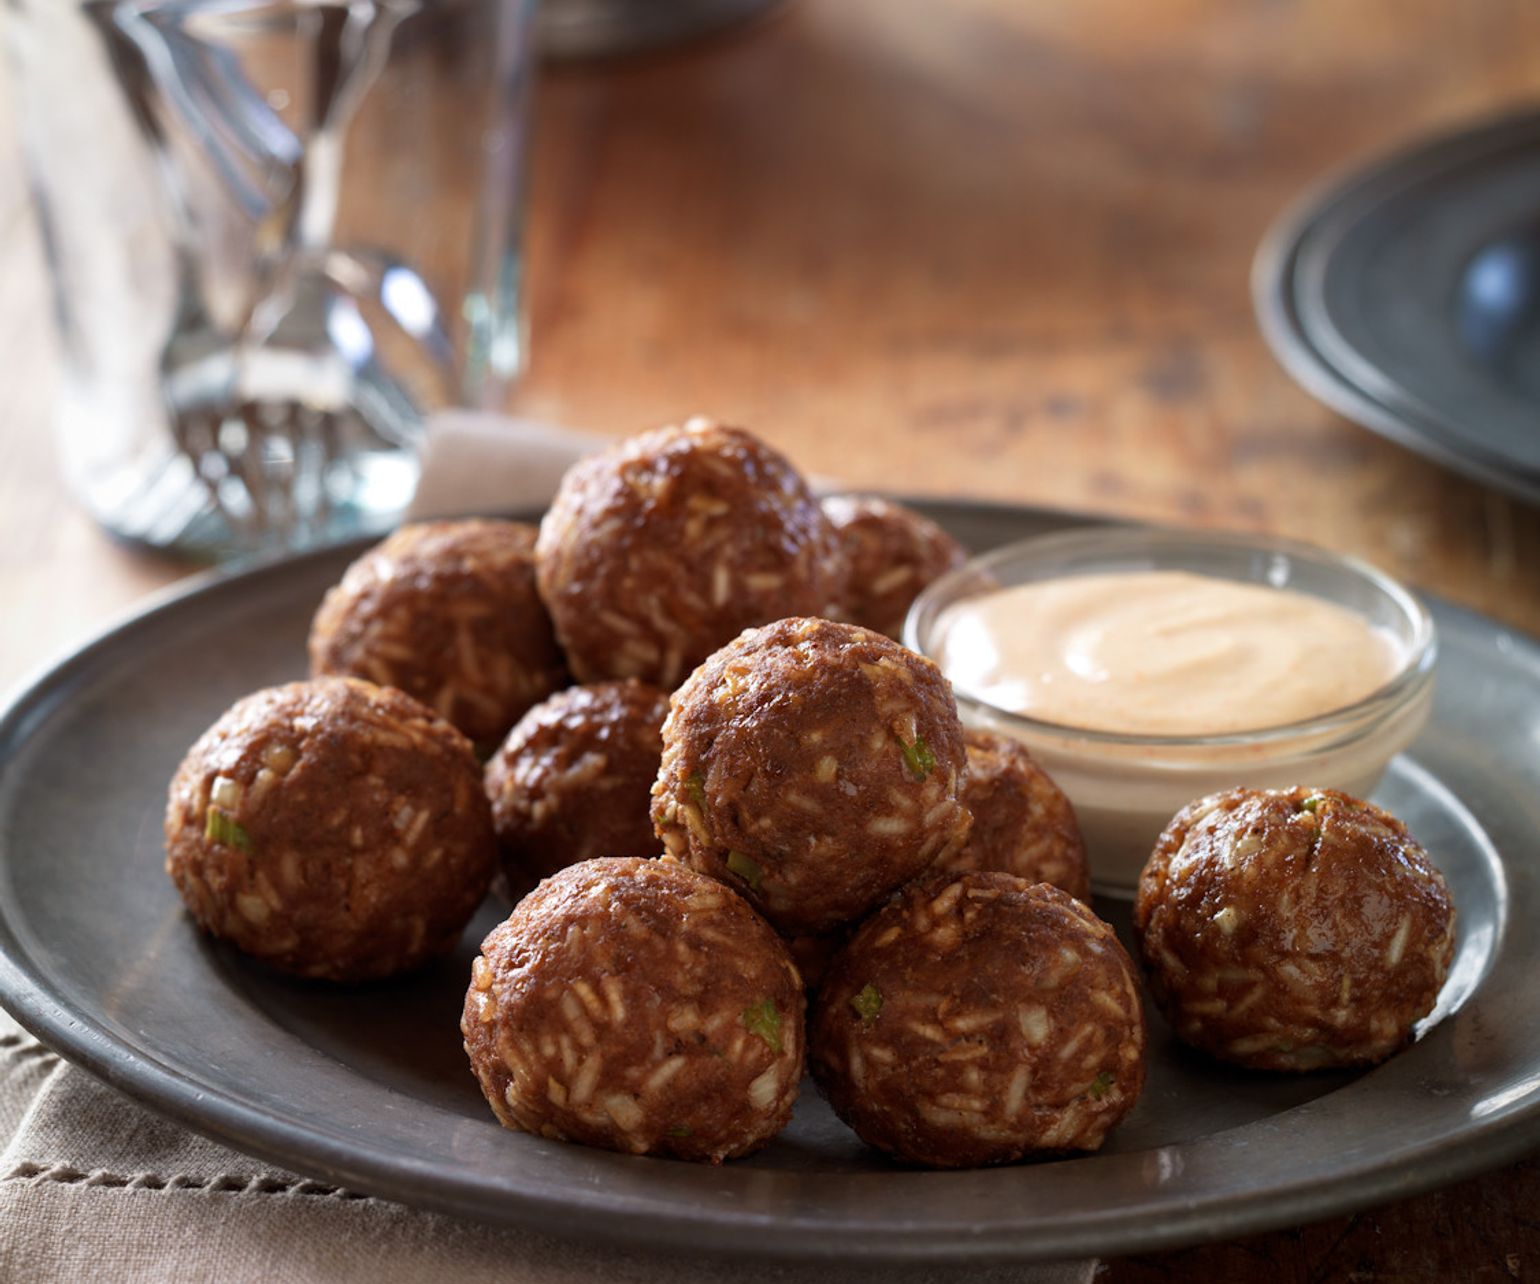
1254;110;1540;506
539;0;785;59
1;500;1537;1264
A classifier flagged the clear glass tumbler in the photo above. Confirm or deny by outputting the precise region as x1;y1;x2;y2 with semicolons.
8;0;536;559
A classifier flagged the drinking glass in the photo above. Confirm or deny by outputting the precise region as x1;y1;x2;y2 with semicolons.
8;0;536;558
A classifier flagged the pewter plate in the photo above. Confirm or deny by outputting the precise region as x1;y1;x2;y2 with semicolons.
1253;110;1540;507
1;501;1537;1264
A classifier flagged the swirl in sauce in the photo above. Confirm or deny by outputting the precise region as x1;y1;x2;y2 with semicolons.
937;571;1402;737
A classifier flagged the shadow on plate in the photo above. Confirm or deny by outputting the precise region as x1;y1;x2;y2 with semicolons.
207;894;1367;1172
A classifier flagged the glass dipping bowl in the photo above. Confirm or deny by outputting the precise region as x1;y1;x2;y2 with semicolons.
903;526;1437;896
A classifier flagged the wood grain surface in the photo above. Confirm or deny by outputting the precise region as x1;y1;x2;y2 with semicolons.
3;1;1539;1277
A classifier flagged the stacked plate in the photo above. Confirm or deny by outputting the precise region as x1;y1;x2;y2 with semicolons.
1254;110;1540;507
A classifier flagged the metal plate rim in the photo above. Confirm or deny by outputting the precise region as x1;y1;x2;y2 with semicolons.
1251;108;1540;508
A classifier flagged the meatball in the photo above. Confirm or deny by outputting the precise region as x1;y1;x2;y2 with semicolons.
165;677;496;982
811;872;1145;1168
652;617;971;936
938;729;1091;901
823;495;966;639
462;858;805;1162
535;418;845;688
1134;786;1457;1071
309;520;568;748
485;680;669;893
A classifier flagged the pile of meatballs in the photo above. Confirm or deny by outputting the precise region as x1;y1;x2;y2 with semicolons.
164;417;1457;1170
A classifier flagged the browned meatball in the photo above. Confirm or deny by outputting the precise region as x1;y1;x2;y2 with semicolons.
309;520;568;748
938;729;1090;901
812;872;1145;1168
165;677;496;982
535;419;845;688
653;617;971;936
823;495;967;639
485;680;668;892
462;858;805;1162
1134;786;1457;1071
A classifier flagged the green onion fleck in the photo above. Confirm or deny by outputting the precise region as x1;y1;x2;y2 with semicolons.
1087;1071;1114;1100
895;733;936;782
666;1124;692;1138
1297;793;1326;814
684;772;707;809
742;999;782;1054
851;983;883;1024
205;807;253;853
726;850;763;891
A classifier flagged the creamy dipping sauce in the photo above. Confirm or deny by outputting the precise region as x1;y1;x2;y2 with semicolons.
938;571;1402;737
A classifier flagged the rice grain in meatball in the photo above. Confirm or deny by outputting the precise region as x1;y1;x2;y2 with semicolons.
309;520;568;748
165;677;496;982
653;617;971;936
1134;786;1457;1071
485;680;669;892
535;419;845;688
812;872;1145;1168
823;495;966;639
938;729;1090;902
463;858;804;1162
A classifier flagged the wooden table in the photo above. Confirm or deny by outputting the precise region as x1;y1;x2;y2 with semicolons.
4;0;1539;1276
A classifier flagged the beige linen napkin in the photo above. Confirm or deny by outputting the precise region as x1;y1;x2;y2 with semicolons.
0;415;1095;1283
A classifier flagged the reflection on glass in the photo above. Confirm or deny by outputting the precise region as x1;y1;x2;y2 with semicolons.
10;0;536;557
